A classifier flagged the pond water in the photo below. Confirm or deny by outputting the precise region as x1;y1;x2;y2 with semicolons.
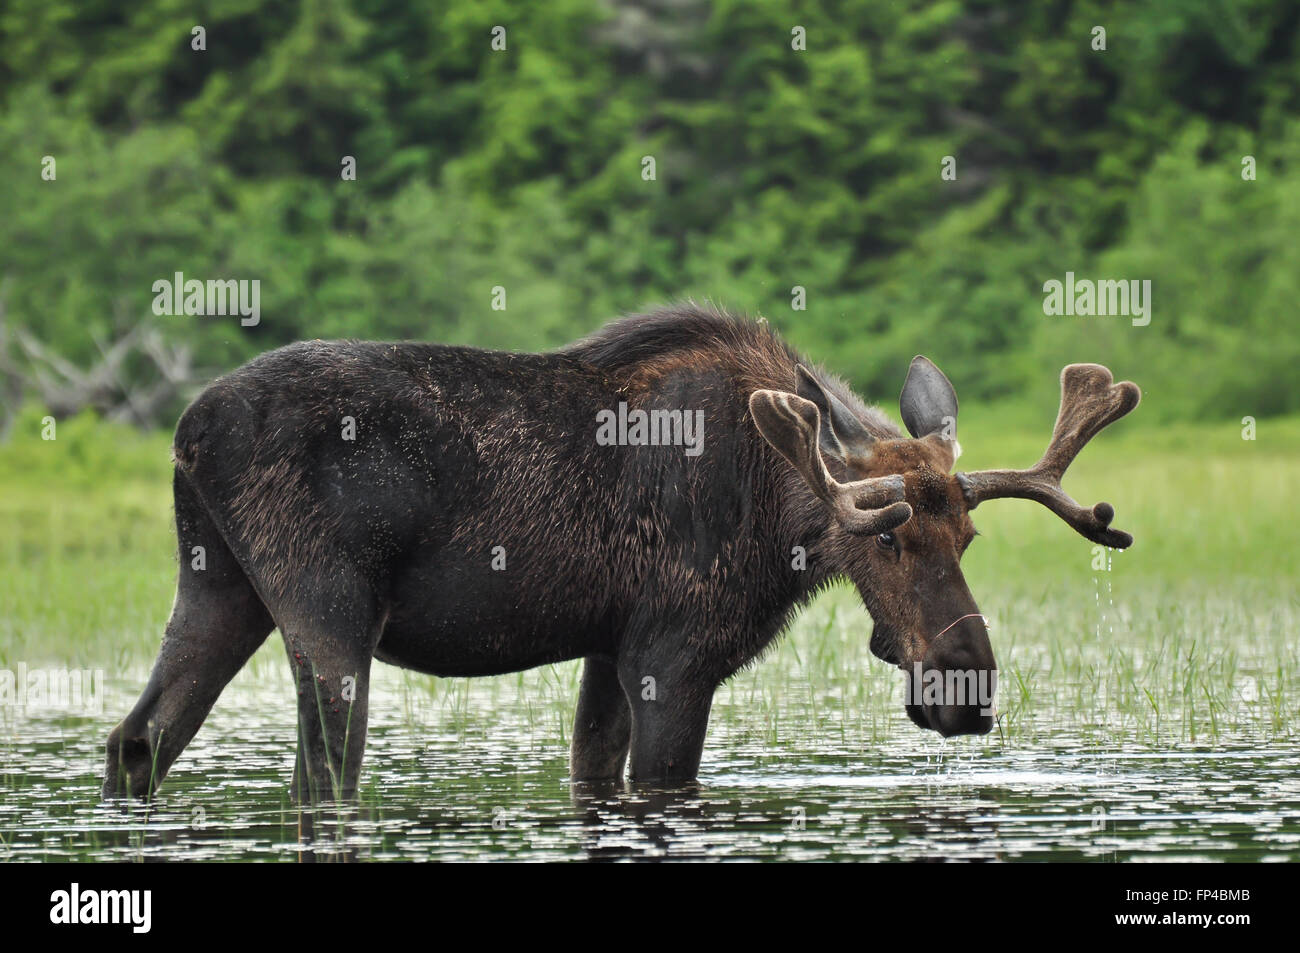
3;662;1297;862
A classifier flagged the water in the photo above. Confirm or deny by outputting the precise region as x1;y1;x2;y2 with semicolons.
4;664;1297;861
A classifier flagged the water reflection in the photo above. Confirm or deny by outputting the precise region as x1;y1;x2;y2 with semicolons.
3;670;1298;861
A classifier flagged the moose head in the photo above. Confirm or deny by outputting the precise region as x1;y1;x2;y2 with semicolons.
749;358;1141;737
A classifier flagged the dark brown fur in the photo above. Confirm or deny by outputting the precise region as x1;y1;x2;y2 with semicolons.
103;304;1134;800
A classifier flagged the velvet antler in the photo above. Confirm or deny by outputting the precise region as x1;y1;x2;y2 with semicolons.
956;364;1140;548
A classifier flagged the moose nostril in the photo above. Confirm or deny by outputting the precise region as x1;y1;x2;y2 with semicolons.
925;620;997;678
915;655;997;737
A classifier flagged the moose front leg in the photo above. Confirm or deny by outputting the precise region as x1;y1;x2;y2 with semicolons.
284;630;377;804
571;655;632;782
618;655;716;784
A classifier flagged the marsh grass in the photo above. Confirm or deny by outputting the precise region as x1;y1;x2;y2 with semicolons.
0;403;1296;758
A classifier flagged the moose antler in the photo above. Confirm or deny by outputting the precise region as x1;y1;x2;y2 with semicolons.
750;389;912;536
956;364;1140;548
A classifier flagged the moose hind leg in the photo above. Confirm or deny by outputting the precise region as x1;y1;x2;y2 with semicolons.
103;472;274;799
283;596;384;804
570;655;632;782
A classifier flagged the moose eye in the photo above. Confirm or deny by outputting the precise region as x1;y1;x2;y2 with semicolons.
876;532;896;551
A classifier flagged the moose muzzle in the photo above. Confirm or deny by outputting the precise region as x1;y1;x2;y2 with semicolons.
905;613;997;737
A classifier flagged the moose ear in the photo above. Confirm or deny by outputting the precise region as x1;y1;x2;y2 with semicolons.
795;365;876;459
900;356;959;439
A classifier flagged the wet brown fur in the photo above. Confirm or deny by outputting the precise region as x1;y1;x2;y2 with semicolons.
105;303;1014;799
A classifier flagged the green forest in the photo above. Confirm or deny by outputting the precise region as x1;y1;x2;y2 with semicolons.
1;0;1298;429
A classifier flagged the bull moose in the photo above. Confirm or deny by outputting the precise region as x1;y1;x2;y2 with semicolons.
103;305;1140;801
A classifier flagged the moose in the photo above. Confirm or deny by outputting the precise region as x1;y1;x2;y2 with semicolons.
103;305;1139;801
